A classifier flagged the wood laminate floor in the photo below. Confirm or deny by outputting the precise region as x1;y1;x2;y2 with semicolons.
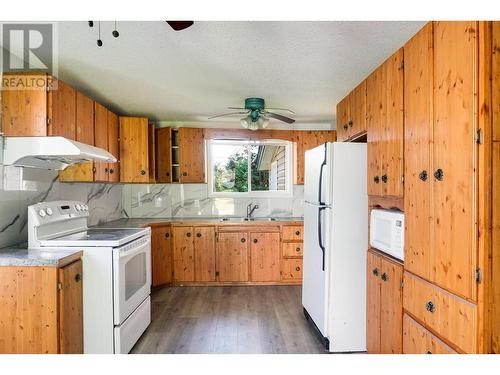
131;285;327;354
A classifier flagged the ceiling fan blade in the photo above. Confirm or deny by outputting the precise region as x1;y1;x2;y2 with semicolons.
262;111;295;124
208;111;249;120
264;107;295;114
166;21;194;31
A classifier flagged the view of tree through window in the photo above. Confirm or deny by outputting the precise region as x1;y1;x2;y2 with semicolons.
210;140;289;194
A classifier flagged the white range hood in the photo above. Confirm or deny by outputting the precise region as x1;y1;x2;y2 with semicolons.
2;136;117;170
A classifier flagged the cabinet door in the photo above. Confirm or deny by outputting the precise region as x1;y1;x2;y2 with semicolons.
58;260;83;354
432;21;478;299
49;78;76;140
179;127;205;183
379;256;403;354
172;227;195;282
249;232;281;282
1;74;48;136
295;131;337;184
404;23;433;280
366;250;381;353
151;226;173;287
194;227;216;282
107;110;120;182
349;80;367;138
281;258;303;281
119;117;150;183
94;102;109;181
382;48;404;197
155;127;172;183
403;314;457;354
217;232;249;282
336;95;350;141
59;92;95;182
366;64;384;196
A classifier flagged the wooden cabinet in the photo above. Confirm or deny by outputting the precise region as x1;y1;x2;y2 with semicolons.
282;225;303;241
172;226;195;282
403;314;457;354
295;131;337;184
179;127;206;183
249;232;281;282
336;80;367;142
151;225;173;287
367;48;404;197
107;111;120;182
119;117;151;183
366;249;403;354
155;127;173;183
194;227;216;282
404;22;478;300
59;92;95;182
217;232;249;282
94;102;110;181
0;259;83;354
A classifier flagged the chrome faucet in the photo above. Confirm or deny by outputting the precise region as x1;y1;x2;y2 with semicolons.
246;203;259;220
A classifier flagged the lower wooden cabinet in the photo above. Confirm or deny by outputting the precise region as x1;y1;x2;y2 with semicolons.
194;227;216;282
281;258;303;281
172;226;195;282
151;225;173;287
0;259;83;354
217;232;249;282
249;232;281;282
403;314;457;354
366;249;403;354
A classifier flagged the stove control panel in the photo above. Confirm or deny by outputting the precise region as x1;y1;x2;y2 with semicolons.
28;200;90;225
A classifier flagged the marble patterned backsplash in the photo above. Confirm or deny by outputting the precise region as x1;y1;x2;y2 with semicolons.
122;183;304;219
0;166;123;248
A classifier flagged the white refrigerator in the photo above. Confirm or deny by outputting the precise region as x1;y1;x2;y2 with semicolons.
302;142;367;352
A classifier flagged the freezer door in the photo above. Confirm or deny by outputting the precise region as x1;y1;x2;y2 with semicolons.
304;143;330;205
302;202;330;336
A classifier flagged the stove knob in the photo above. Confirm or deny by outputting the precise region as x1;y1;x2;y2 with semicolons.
84;204;89;211
46;207;53;216
38;209;47;218
76;204;82;211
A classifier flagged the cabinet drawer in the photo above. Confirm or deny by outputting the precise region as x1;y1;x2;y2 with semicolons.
403;272;476;353
281;259;303;280
282;226;303;241
282;242;303;258
403;314;457;354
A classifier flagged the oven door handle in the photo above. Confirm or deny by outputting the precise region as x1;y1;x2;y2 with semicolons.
116;237;151;258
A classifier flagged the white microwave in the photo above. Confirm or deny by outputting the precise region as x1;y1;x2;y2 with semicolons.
370;209;404;261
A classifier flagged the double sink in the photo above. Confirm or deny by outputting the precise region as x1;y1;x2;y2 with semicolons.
219;217;278;222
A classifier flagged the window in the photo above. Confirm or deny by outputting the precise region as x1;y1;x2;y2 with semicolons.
208;139;293;197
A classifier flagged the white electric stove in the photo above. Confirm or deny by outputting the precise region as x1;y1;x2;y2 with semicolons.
28;200;151;354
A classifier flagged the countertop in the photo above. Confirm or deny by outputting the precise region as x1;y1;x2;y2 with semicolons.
97;217;304;229
0;244;83;267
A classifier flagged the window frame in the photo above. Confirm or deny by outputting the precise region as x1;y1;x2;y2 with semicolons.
207;138;293;198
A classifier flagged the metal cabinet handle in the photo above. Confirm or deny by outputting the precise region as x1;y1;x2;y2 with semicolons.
75;273;81;283
419;170;428;181
381;174;388;183
140;170;146;175
374;175;380;184
372;268;379;277
295;266;301;272
241;238;246;243
381;272;388;282
295;230;300;236
165;232;170;238
433;168;444;181
425;301;435;313
186;232;192;238
253;238;258;244
196;233;202;238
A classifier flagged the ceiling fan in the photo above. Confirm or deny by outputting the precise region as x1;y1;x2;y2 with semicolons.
166;21;194;31
209;98;295;130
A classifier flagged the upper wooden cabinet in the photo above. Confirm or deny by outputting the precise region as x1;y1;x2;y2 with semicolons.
366;249;403;354
336;80;367;142
119;117;151;183
178;127;206;183
296;130;337;184
155;127;173;183
404;22;478;300
367;48;404;197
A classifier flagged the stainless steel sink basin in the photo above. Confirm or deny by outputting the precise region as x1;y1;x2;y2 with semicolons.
219;217;277;222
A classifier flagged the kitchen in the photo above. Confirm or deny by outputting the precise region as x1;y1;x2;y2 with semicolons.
0;2;499;372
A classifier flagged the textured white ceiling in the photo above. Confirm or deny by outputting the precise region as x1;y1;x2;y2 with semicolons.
53;21;424;129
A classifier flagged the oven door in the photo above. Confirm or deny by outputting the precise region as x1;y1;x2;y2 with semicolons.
113;235;151;325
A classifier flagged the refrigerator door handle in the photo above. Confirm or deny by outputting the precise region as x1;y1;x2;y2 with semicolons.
318;143;327;206
318;206;327;271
